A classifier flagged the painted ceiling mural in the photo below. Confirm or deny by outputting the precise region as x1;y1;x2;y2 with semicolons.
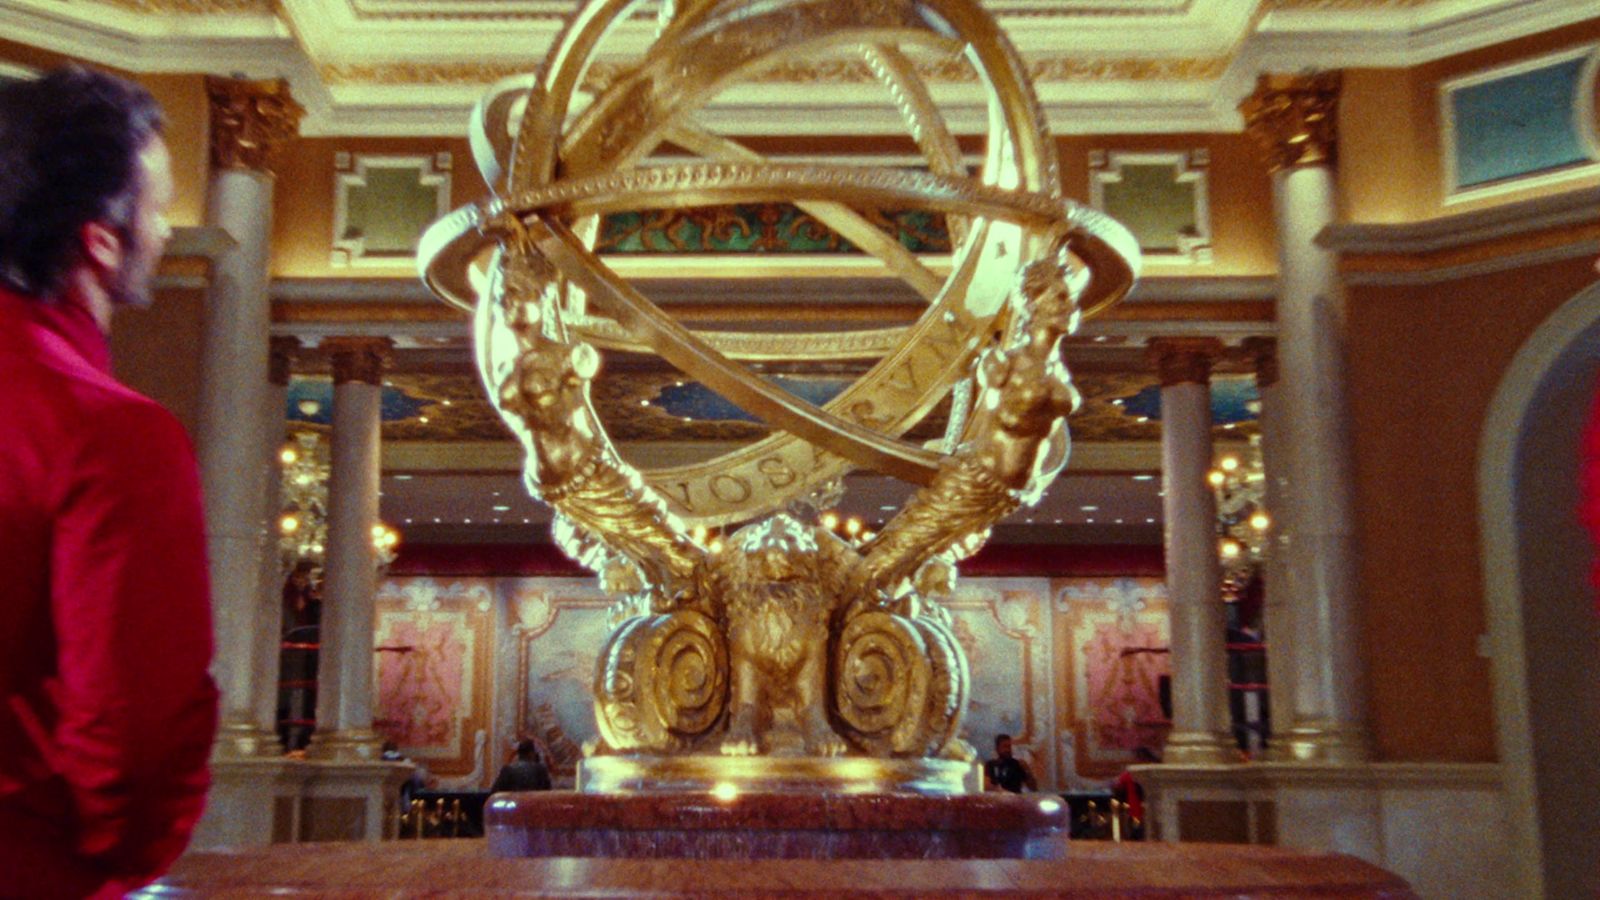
285;370;1258;445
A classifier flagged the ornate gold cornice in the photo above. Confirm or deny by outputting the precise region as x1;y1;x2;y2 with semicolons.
1240;336;1278;388
269;335;301;386
1148;337;1223;387
206;76;304;175
1268;0;1431;8
100;0;271;11
320;55;1230;88
324;336;393;386
1239;70;1342;173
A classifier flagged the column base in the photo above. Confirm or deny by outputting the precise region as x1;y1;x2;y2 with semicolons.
1161;730;1239;765
1275;722;1370;764
307;728;386;762
213;718;285;759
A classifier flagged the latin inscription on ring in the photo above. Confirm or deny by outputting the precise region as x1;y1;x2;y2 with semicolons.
640;299;990;523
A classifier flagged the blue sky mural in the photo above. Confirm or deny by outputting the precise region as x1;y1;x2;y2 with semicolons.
652;376;852;422
1113;375;1259;425
286;376;431;424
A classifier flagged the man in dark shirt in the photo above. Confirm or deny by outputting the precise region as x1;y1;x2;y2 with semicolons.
490;740;552;793
983;733;1037;793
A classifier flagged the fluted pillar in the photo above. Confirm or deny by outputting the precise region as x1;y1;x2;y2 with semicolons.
309;338;392;760
199;77;304;758
1241;72;1370;763
1243;337;1297;757
1150;338;1235;765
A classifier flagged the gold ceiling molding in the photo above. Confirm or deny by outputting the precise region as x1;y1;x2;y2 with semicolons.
322;54;1230;88
1268;0;1433;8
98;0;273;11
342;0;1198;22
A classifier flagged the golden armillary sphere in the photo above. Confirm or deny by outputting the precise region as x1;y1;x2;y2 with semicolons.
421;0;1139;783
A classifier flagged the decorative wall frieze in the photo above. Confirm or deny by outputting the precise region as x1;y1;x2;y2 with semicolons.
1321;185;1600;285
1239;71;1342;173
206;75;305;175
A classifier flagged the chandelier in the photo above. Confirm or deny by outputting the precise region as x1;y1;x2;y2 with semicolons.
278;431;400;574
1208;434;1268;599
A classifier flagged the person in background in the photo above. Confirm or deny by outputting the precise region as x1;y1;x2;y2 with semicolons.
490;739;553;793
1112;746;1160;840
0;66;218;897
983;733;1037;793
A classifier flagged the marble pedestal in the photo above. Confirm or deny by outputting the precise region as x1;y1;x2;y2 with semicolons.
152;840;1417;897
487;791;1068;859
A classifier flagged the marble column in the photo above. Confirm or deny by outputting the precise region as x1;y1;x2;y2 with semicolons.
199;77;304;758
1243;337;1297;758
309;338;393;761
1150;338;1235;765
1241;72;1369;763
247;336;299;745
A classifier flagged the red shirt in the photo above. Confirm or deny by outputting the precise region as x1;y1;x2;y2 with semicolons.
0;287;217;898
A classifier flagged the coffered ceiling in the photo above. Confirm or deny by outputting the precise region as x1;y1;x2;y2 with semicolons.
1;0;1590;135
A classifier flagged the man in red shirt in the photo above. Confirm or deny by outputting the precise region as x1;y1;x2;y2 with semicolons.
0;66;218;898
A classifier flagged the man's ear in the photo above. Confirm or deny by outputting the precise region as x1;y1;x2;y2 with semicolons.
79;220;123;273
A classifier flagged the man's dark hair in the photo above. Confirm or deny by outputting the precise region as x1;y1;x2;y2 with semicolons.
515;739;537;760
994;733;1012;748
0;65;164;298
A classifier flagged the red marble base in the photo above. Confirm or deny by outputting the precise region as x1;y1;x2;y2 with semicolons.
486;791;1068;859
154;840;1418;898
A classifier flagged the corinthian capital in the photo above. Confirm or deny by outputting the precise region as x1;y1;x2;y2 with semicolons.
324;337;393;386
1148;337;1223;387
1239;71;1341;173
206;76;304;174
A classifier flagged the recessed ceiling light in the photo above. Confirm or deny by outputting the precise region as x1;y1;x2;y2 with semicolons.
442;399;453;407
1086;517;1095;523
1115;518;1124;524
464;518;472;523
1111;399;1124;406
522;518;531;524
1136;416;1149;423
1080;505;1099;511
1093;335;1108;343
394;474;413;481
1146;517;1156;524
1223;423;1236;430
492;491;501;497
404;518;413;524
1132;474;1154;481
418;416;429;424
432;517;441;523
493;505;511;512
879;505;896;511
492;518;500;523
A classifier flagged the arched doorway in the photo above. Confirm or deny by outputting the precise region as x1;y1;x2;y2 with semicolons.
1478;281;1600;900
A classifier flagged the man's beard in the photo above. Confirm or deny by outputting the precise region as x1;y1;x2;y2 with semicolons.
108;246;156;309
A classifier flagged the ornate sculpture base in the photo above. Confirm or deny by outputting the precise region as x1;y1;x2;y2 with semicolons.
486;790;1069;860
576;755;976;796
